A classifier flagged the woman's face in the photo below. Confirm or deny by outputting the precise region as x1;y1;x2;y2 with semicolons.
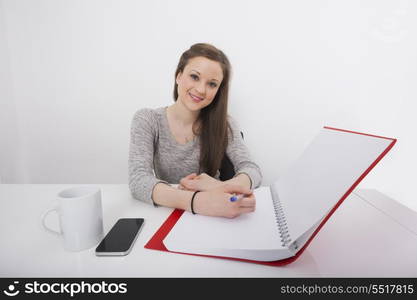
176;56;224;112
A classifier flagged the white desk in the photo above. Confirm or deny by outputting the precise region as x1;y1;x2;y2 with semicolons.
0;184;416;277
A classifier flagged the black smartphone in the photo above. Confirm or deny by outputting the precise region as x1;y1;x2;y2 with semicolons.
95;218;144;256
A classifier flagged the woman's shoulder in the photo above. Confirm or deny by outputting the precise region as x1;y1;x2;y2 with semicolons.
132;107;165;124
226;114;241;131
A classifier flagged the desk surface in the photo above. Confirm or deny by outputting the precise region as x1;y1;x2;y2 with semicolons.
0;184;416;277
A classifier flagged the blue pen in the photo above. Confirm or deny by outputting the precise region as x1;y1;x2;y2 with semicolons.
230;194;240;202
230;192;253;202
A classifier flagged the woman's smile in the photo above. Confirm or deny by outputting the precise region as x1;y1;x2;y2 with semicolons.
189;92;204;103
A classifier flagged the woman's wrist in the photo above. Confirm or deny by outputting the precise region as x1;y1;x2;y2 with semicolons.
224;173;252;189
190;191;201;214
213;180;227;190
152;182;195;211
190;190;206;215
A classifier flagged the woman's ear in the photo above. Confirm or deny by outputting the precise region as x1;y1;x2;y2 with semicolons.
176;71;182;85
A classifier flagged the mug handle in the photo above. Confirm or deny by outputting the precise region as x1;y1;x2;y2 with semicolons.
40;207;62;236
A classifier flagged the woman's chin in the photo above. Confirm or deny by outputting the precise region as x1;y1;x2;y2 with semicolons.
185;100;206;111
178;96;210;112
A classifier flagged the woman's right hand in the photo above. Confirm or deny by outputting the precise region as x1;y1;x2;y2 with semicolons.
192;184;256;218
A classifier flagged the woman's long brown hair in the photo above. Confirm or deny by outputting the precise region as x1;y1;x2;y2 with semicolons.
173;43;233;177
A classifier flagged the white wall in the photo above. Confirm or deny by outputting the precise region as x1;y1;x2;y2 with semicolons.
0;0;26;183
1;0;416;210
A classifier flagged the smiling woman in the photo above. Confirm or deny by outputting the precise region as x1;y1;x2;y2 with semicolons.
173;46;229;176
128;43;263;219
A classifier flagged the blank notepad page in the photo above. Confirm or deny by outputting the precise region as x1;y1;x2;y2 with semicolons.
163;186;284;252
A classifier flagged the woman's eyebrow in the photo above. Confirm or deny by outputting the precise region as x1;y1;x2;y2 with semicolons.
191;69;220;82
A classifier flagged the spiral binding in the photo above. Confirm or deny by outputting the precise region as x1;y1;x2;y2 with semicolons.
271;185;292;247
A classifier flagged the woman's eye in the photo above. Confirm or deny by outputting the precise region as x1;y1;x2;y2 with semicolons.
209;82;217;88
190;74;198;80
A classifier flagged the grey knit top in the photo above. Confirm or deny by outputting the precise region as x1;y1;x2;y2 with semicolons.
128;106;263;205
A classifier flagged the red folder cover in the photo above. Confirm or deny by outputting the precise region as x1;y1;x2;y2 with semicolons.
144;127;397;266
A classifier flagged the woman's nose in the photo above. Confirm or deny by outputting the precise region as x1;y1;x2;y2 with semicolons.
195;82;206;96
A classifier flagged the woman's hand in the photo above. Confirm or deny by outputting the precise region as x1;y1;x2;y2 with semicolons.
179;173;224;192
192;184;256;218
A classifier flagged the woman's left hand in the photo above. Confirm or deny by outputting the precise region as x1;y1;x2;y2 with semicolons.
179;173;224;192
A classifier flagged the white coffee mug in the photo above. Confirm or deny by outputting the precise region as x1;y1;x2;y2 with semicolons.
41;186;104;251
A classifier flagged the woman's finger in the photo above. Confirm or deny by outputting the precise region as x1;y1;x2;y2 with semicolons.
180;174;196;187
238;206;256;214
181;178;200;190
239;198;256;208
183;173;197;180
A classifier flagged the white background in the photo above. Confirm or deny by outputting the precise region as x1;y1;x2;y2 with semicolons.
1;0;416;211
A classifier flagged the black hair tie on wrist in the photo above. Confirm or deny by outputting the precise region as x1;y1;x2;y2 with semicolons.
191;191;201;215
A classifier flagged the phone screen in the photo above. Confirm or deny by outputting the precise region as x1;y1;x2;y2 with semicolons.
95;218;144;256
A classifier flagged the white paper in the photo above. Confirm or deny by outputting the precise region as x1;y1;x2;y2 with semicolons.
163;186;291;261
276;129;393;242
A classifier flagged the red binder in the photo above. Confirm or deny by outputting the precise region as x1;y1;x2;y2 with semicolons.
145;127;397;266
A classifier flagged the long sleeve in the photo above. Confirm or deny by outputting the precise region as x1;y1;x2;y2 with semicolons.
128;108;168;205
226;116;263;189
